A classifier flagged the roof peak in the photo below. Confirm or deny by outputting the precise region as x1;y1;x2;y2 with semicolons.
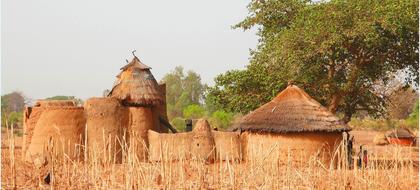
120;56;151;71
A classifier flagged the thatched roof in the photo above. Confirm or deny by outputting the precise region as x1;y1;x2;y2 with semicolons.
230;85;350;133
108;56;164;106
386;128;414;139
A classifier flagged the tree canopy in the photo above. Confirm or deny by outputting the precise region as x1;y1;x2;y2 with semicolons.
207;0;419;123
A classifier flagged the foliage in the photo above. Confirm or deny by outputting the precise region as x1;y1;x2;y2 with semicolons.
386;87;418;119
208;111;234;130
183;104;206;119
162;66;207;119
2;92;25;113
349;118;414;131
208;0;419;123
170;117;187;132
46;95;83;105
406;100;419;128
1;92;26;128
2;111;23;128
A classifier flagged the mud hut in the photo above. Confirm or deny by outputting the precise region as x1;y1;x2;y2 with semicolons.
25;107;86;165
230;84;350;165
386;128;416;146
22;100;77;158
108;54;164;160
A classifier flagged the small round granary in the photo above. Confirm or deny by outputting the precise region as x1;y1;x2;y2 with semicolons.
25;107;86;164
230;84;350;165
84;97;128;163
22;100;78;158
108;55;165;161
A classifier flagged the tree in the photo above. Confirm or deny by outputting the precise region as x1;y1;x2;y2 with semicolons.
406;100;419;128
183;104;206;119
46;95;83;105
1;91;26;128
2;92;25;113
209;111;234;130
162;66;207;119
387;87;418;119
208;0;419;123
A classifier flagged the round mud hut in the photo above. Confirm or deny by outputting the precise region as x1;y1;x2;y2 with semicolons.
25;106;86;165
108;54;164;161
230;84;350;165
386;128;416;146
22;100;77;158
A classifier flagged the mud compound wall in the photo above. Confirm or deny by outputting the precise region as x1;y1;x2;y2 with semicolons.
148;128;242;162
213;131;242;161
25;107;86;165
148;130;193;161
84;97;128;163
242;132;343;166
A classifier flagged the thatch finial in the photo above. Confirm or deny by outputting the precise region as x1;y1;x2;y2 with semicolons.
288;80;294;86
132;50;137;57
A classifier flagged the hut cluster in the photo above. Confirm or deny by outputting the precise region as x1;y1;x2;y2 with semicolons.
23;55;171;164
22;53;352;166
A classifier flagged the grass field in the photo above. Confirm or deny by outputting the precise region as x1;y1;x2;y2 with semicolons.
2;128;419;189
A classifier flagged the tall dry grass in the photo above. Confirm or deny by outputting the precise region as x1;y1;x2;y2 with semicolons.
1;125;418;189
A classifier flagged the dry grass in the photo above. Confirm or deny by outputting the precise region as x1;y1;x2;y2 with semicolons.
2;126;419;189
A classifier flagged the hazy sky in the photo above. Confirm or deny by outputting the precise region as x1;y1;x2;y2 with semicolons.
1;0;257;101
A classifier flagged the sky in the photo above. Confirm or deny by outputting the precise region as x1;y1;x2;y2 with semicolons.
1;0;258;101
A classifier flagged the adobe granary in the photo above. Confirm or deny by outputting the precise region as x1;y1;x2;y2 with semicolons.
230;84;350;165
108;52;170;160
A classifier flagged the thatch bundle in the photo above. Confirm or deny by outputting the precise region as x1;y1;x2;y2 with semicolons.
25;107;86;164
191;119;216;162
212;131;242;161
84;97;128;163
148;130;193;161
386;128;415;139
230;85;349;133
109;56;164;106
128;107;154;161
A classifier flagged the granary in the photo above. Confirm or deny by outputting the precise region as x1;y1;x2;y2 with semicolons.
386;128;416;146
23;100;85;165
108;53;168;160
230;84;350;165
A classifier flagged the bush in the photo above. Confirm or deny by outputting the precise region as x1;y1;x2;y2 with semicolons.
183;104;206;119
209;110;234;130
170;117;187;132
406;100;419;129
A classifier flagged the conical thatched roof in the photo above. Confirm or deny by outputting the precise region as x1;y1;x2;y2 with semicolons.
230;85;350;133
386;128;414;138
108;56;163;106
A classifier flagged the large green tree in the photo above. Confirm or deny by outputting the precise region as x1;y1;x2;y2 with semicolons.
162;66;207;119
208;0;418;123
